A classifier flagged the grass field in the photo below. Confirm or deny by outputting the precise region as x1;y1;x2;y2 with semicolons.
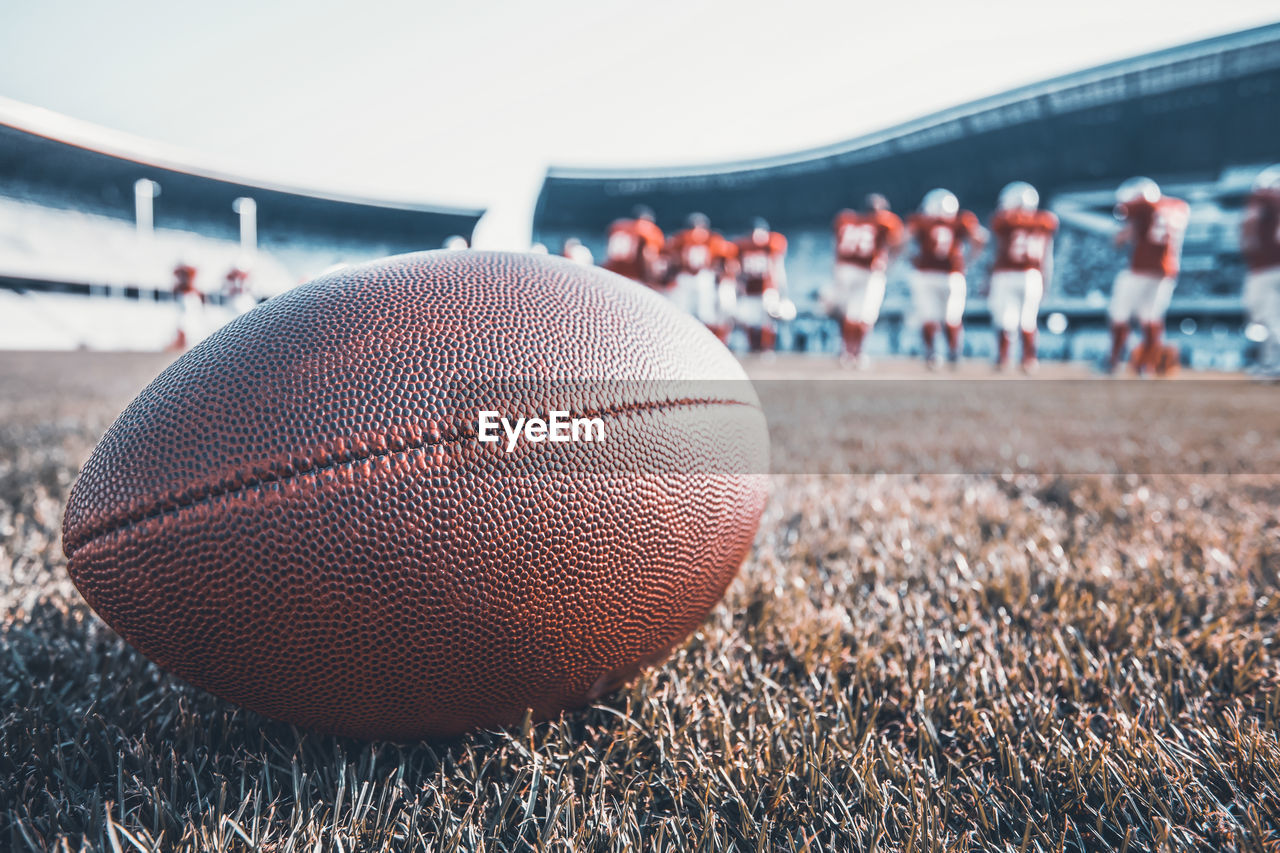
2;351;1278;851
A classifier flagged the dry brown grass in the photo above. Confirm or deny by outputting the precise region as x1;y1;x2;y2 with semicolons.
2;352;1278;851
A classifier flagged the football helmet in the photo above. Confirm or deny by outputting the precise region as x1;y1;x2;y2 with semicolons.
441;235;469;251
687;212;710;230
865;193;890;212
1116;177;1160;205
563;237;593;265
632;204;655;222
998;181;1039;211
1254;165;1280;193
921;188;959;218
749;217;772;245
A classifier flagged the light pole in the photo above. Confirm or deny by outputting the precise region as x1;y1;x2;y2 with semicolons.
232;197;257;264
134;178;160;239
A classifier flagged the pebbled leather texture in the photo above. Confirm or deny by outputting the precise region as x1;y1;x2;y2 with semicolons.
63;251;769;740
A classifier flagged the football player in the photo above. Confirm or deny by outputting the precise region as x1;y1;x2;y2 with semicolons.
733;218;790;353
170;262;203;351
1242;165;1280;376
603;205;665;287
907;189;986;368
562;237;594;266
224;266;256;316
987;182;1058;372
829;194;904;368
647;245;675;293
668;213;735;341
1109;177;1189;375
713;239;740;345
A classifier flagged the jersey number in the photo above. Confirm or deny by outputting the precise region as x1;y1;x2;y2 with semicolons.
685;244;710;269
839;224;877;257
742;251;770;277
1008;230;1047;263
1149;210;1187;250
930;225;953;257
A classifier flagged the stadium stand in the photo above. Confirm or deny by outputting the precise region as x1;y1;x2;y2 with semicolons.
0;197;294;295
533;24;1280;364
0;96;484;350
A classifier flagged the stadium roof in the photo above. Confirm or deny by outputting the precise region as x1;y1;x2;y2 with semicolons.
0;95;483;220
545;22;1280;182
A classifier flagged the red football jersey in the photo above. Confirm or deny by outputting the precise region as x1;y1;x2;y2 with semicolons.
668;227;732;274
603;218;664;282
734;232;787;296
991;209;1058;273
908;211;983;273
1242;190;1280;272
173;264;198;296
833;210;904;270
1117;196;1189;277
224;267;250;296
718;240;739;275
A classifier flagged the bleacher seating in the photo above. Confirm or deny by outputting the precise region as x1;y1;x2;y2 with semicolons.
0;196;296;298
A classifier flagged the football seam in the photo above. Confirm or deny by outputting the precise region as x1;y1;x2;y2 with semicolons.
65;395;762;557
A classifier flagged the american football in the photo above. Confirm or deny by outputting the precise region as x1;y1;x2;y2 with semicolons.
61;251;769;740
3;1;1280;850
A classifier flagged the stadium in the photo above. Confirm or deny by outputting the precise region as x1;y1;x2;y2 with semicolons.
535;22;1280;368
2;8;1280;852
0;96;483;350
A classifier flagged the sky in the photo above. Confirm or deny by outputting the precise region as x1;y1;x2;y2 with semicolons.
1;0;1277;247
